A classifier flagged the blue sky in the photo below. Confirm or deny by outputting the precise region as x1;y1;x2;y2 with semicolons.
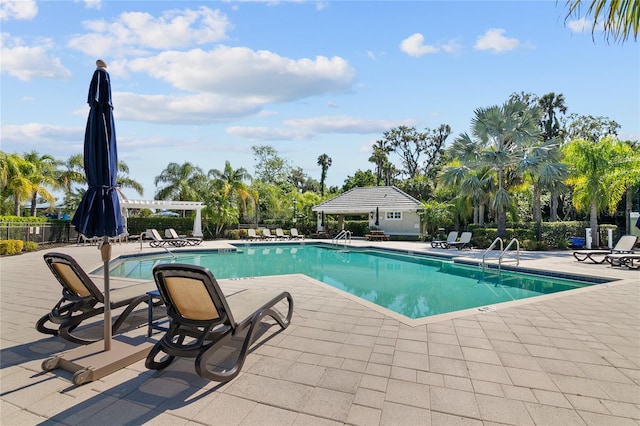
2;0;638;200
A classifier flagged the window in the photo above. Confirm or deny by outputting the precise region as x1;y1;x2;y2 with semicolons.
386;211;402;220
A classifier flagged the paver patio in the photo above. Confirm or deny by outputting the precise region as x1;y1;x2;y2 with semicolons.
1;239;638;425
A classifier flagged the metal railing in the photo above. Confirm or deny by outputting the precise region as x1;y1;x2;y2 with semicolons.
498;238;520;273
481;237;503;272
332;229;352;246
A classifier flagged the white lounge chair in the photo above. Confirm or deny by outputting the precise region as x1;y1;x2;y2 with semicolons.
573;235;637;264
247;229;261;240
165;228;202;245
445;231;472;250
262;228;276;240
290;228;304;239
431;231;459;248
275;228;288;240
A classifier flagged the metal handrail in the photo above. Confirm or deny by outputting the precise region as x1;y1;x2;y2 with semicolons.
481;237;503;271
498;238;520;273
332;230;351;246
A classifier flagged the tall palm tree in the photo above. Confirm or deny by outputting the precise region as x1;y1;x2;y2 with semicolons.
564;137;640;246
1;152;34;216
58;154;85;194
23;151;59;216
454;100;543;238
565;0;639;42
208;161;256;222
116;160;144;197
154;162;206;202
317;154;332;196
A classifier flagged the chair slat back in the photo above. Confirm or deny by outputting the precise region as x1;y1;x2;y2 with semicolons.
44;253;104;302
615;235;638;251
153;264;235;328
446;231;459;242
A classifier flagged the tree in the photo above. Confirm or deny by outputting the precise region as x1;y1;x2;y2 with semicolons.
154;162;206;202
369;139;392;185
252;145;291;186
317;153;332;196
342;170;377;192
564;114;620;142
23;151;59;216
1;152;34;216
381;125;450;179
564;137;640;246
451;99;543;238
116;160;144;197
208;161;256;223
417;200;454;238
565;0;639;43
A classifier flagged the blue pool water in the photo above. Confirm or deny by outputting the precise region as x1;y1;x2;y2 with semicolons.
107;244;600;319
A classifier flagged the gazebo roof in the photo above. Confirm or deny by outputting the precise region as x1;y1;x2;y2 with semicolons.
312;186;422;215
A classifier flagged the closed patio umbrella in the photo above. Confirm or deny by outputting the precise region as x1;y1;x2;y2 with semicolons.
375;206;379;226
71;59;124;351
636;186;640;229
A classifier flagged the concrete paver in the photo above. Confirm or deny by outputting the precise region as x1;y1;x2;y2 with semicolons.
1;239;638;425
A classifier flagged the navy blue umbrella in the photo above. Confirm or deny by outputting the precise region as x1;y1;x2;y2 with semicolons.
375;206;379;226
72;61;124;239
71;60;124;351
636;186;640;229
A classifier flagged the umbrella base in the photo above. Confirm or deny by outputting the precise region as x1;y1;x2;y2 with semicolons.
42;336;153;386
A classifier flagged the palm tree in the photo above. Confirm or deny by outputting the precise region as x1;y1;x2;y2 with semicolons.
58;154;85;194
23;151;59;216
565;0;639;42
453;100;543;238
154;162;206;202
369;139;392;185
116;160;144;197
208;161;256;222
1;152;34;216
317;154;332;196
564;137;640;246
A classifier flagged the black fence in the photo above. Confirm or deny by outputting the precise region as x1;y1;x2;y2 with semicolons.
1;222;78;245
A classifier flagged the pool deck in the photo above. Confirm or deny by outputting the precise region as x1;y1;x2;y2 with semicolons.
1;239;638;425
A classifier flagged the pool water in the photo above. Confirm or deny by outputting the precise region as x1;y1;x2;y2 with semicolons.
108;244;597;319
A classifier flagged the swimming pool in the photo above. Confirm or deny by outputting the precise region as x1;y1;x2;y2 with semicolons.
107;244;604;319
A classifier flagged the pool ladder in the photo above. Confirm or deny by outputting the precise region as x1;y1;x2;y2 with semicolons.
332;230;352;247
481;237;520;274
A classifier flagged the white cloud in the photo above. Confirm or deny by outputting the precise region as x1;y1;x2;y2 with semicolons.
0;34;72;81
1;123;83;154
83;0;102;10
400;33;439;57
0;0;37;21
226;116;416;142
226;126;310;141
68;7;232;56
114;91;263;124
128;46;355;102
474;28;519;53
283;116;409;134
567;17;604;33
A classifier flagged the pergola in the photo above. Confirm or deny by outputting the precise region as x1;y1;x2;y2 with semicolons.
119;199;204;237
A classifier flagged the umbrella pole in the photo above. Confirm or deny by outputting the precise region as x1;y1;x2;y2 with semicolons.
100;237;111;351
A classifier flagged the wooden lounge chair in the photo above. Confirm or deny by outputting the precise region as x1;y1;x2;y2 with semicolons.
36;252;157;345
289;228;304;239
604;252;640;269
573;235;637;264
431;231;459;248
445;231;472;250
145;264;294;382
165;228;202;245
262;228;276;240
147;228;188;247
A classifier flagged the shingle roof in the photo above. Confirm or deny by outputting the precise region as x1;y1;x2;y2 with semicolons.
312;186;422;214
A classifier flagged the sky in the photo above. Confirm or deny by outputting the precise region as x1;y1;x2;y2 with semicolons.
1;0;639;201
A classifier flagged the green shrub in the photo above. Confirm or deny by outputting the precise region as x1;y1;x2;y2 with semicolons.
23;241;38;252
0;240;24;255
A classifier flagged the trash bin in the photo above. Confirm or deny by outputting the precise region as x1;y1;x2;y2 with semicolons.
568;236;585;249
